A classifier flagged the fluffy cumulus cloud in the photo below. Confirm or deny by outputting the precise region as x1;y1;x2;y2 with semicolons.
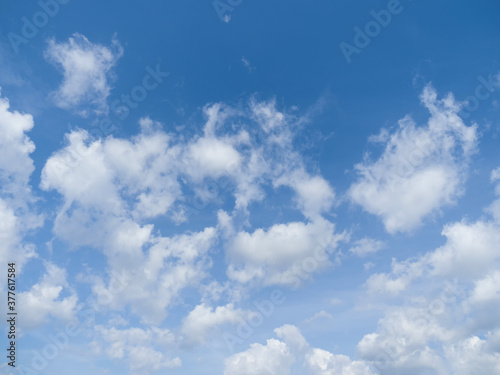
41;117;227;326
444;335;500;375
467;270;500;304
41;119;181;226
225;325;374;375
274;169;336;220
364;169;500;297
357;303;500;375
427;220;500;280
44;33;123;114
0;91;82;350
365;225;499;297
349;237;385;257
91;226;218;325
181;303;255;345
35;97;345;373
40;98;341;328
6;77;496;375
226;217;343;286
0;90;36;199
357;305;453;374
224;338;294;375
356;167;500;374
307;348;374;375
364;257;426;296
3;20;499;375
349;85;477;233
0;90;41;285
18;262;78;327
93;326;181;374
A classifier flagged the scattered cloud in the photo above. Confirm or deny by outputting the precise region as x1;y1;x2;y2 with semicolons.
181;303;254;346
226;218;342;286
18;262;78;328
241;56;256;72
93;326;181;374
349;85;477;233
365;171;500;297
305;310;334;324
44;33;123;114
0;90;41;274
349;237;385;257
225;325;374;375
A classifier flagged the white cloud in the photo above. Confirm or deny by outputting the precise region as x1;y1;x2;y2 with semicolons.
183;129;243;182
307;348;375;375
491;167;500;183
357;306;452;374
364;262;375;271
241;56;256;72
0;90;41;273
226;218;342;286
486;166;500;223
427;220;500;280
91;226;218;325
305;310;334;324
94;326;181;374
225;338;295;375
44;33;122;113
0;199;37;272
365;257;426;296
250;99;286;133
42;125;220;323
275;169;336;219
467;270;500;304
40;121;182;244
38;99;344;350
18;263;78;328
181;303;254;345
445;335;500;375
349;85;477;233
349;238;385;257
224;324;305;375
225;325;374;375
108;315;129;326
357;299;500;375
275;324;309;354
188;100;334;219
0;90;36;193
330;298;343;306
357;169;500;374
364;212;500;296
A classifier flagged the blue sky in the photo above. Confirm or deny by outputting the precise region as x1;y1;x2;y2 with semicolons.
1;0;500;374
